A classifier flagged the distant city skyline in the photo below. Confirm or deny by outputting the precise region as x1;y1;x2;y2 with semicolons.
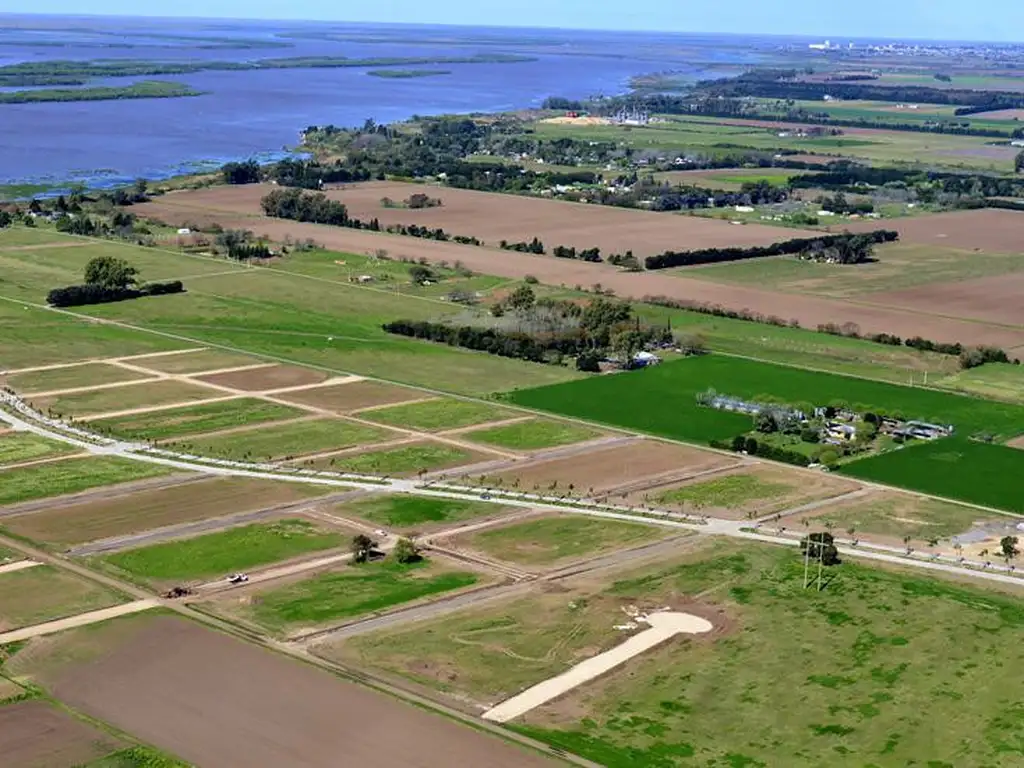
11;1;1024;43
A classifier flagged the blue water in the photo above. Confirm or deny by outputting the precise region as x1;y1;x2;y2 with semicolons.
0;16;769;187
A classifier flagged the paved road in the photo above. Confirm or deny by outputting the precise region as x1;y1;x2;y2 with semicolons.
0;600;159;644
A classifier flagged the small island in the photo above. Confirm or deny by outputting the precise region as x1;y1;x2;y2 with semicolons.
0;80;202;105
367;69;452;79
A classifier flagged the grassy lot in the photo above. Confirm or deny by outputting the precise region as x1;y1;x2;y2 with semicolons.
31;379;219;417
307;442;479;475
654;473;790;509
839;437;1024;513
99;519;344;582
86;398;305;440
0;433;78;467
2;477;331;548
359;398;514;431
0;565;125;631
462;418;601;450
0;456;172;506
0;225;70;246
337;539;1024;766
167;418;393;461
127;348;262;374
468;515;669;567
0;545;18;564
684;244;1024;298
223;559;478;635
0;300;182;369
6;362;154;393
343;495;503;529
799;491;998;542
83;747;192;767
935;363;1024;404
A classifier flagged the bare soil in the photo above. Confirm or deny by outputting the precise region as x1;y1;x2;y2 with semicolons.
138;182;811;256
844;209;1024;254
2;477;330;547
971;108;1024;120
193;364;331;392
36;615;554;768
481;439;733;494
861;271;1024;328
273;379;424;412
133;192;1024;349
0;700;123;768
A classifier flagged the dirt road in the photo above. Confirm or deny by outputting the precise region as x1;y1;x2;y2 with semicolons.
0;600;159;644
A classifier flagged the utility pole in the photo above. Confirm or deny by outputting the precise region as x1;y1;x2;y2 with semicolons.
802;520;812;590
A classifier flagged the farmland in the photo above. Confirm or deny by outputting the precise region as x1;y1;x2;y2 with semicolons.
0;565;125;631
360;398;514;431
343;495;506;529
30;378;221;418
5;361;154;393
0;432;78;466
86;398;305;440
302;440;489;475
99;519;344;582
462;418;602;450
332;538;1024;767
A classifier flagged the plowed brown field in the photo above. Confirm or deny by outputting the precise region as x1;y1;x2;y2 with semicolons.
863;271;1024;328
844;209;1024;253
37;615;554;768
0;701;122;767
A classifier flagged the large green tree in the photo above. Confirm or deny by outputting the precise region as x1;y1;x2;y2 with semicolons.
83;256;138;289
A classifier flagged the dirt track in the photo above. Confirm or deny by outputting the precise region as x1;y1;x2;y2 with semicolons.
44;615;555;768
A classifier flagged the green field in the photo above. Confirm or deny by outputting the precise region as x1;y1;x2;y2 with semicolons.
32;379;218;417
654;473;790;509
806;492;999;542
360;398;514;431
229;559;477;635
0;545;19;563
0;456;172;506
935;363;1024;404
99;519;343;581
462;418;601;450
6;362;154;393
168;418;393;461
839;438;1024;513
0;565;125;630
344;495;502;529
309;442;477;475
86;398;305;440
468;515;669;566
0;432;78;466
338;539;1024;766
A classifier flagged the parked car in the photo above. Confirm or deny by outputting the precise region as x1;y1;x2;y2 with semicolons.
227;573;249;584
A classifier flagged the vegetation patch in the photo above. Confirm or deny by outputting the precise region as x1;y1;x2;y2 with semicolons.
99;519;343;582
655;473;790;509
87;398;304;440
801;492;993;542
0;565;125;631
468;515;668;566
462;418;601;450
31;379;219;418
360;398;514;431
233;560;477;634
167;418;393;461
0;456;171;506
307;442;478;476
6;362;154;393
344;495;502;528
0;433;78;467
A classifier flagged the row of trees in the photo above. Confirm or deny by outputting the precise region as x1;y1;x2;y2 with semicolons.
644;230;899;270
47;256;184;308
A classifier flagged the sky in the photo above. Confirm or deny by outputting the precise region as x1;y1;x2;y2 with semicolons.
14;0;1024;42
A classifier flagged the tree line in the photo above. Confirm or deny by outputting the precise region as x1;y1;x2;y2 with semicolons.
644;230;899;270
47;256;183;308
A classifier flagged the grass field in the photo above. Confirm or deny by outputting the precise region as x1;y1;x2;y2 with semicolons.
336;539;1024;766
0;545;19;564
218;559;478;635
0;456;173;506
31;379;219;417
305;441;480;475
0;565;125;631
798;491;996;542
128;348;261;374
167;418;394;461
0;432;78;466
839;437;1024;513
935;363;1024;404
359;398;514;431
6;362;154;393
654;473;790;510
99;519;344;582
466;515;670;567
462;418;601;450
343;495;503;529
86;398;305;440
682;244;1024;298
